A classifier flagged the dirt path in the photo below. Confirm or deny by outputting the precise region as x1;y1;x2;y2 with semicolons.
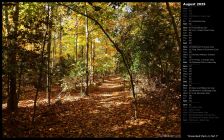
97;76;124;92
2;76;180;138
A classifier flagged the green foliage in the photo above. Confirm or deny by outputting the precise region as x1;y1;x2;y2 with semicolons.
69;59;86;77
114;3;180;85
94;54;116;76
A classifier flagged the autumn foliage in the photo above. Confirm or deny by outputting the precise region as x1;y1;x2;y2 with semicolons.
2;2;180;138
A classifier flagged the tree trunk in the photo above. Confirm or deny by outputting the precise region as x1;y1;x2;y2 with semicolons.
59;14;63;79
85;3;89;96
52;33;56;69
75;15;79;62
4;3;11;106
17;60;23;102
90;39;94;84
52;6;57;70
122;56;137;119
7;2;19;113
32;4;50;124
46;4;53;106
80;45;84;96
32;30;48;125
92;40;95;82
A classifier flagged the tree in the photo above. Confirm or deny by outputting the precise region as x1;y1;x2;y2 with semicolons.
7;2;19;113
75;15;79;62
85;2;89;96
3;2;11;106
46;3;54;105
59;12;63;79
32;27;48;125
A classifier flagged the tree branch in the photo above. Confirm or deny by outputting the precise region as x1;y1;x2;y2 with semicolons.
166;2;181;48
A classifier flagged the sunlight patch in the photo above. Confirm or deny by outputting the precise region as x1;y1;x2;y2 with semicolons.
99;100;130;109
111;92;120;96
110;77;121;81
101;103;112;108
111;124;124;131
18;99;49;108
2;99;49;109
37;99;48;105
19;99;34;108
100;93;113;97
89;109;100;114
114;101;129;106
62;95;82;102
125;119;151;126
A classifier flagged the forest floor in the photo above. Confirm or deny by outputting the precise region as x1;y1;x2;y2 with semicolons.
2;76;180;138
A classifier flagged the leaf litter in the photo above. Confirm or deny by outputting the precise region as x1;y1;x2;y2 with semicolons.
2;76;180;138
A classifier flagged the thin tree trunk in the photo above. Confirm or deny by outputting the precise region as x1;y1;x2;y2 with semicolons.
17;60;23;101
85;3;89;96
59;14;63;79
52;6;57;69
46;4;50;105
52;33;56;68
46;4;53;106
90;39;93;84
89;38;91;85
33;5;50;124
32;31;48;125
92;40;95;82
75;15;79;62
80;45;84;96
47;5;53;105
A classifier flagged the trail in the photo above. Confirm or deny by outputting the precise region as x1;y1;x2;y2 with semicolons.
2;76;180;138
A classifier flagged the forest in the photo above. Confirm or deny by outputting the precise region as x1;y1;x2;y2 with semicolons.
2;2;181;138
